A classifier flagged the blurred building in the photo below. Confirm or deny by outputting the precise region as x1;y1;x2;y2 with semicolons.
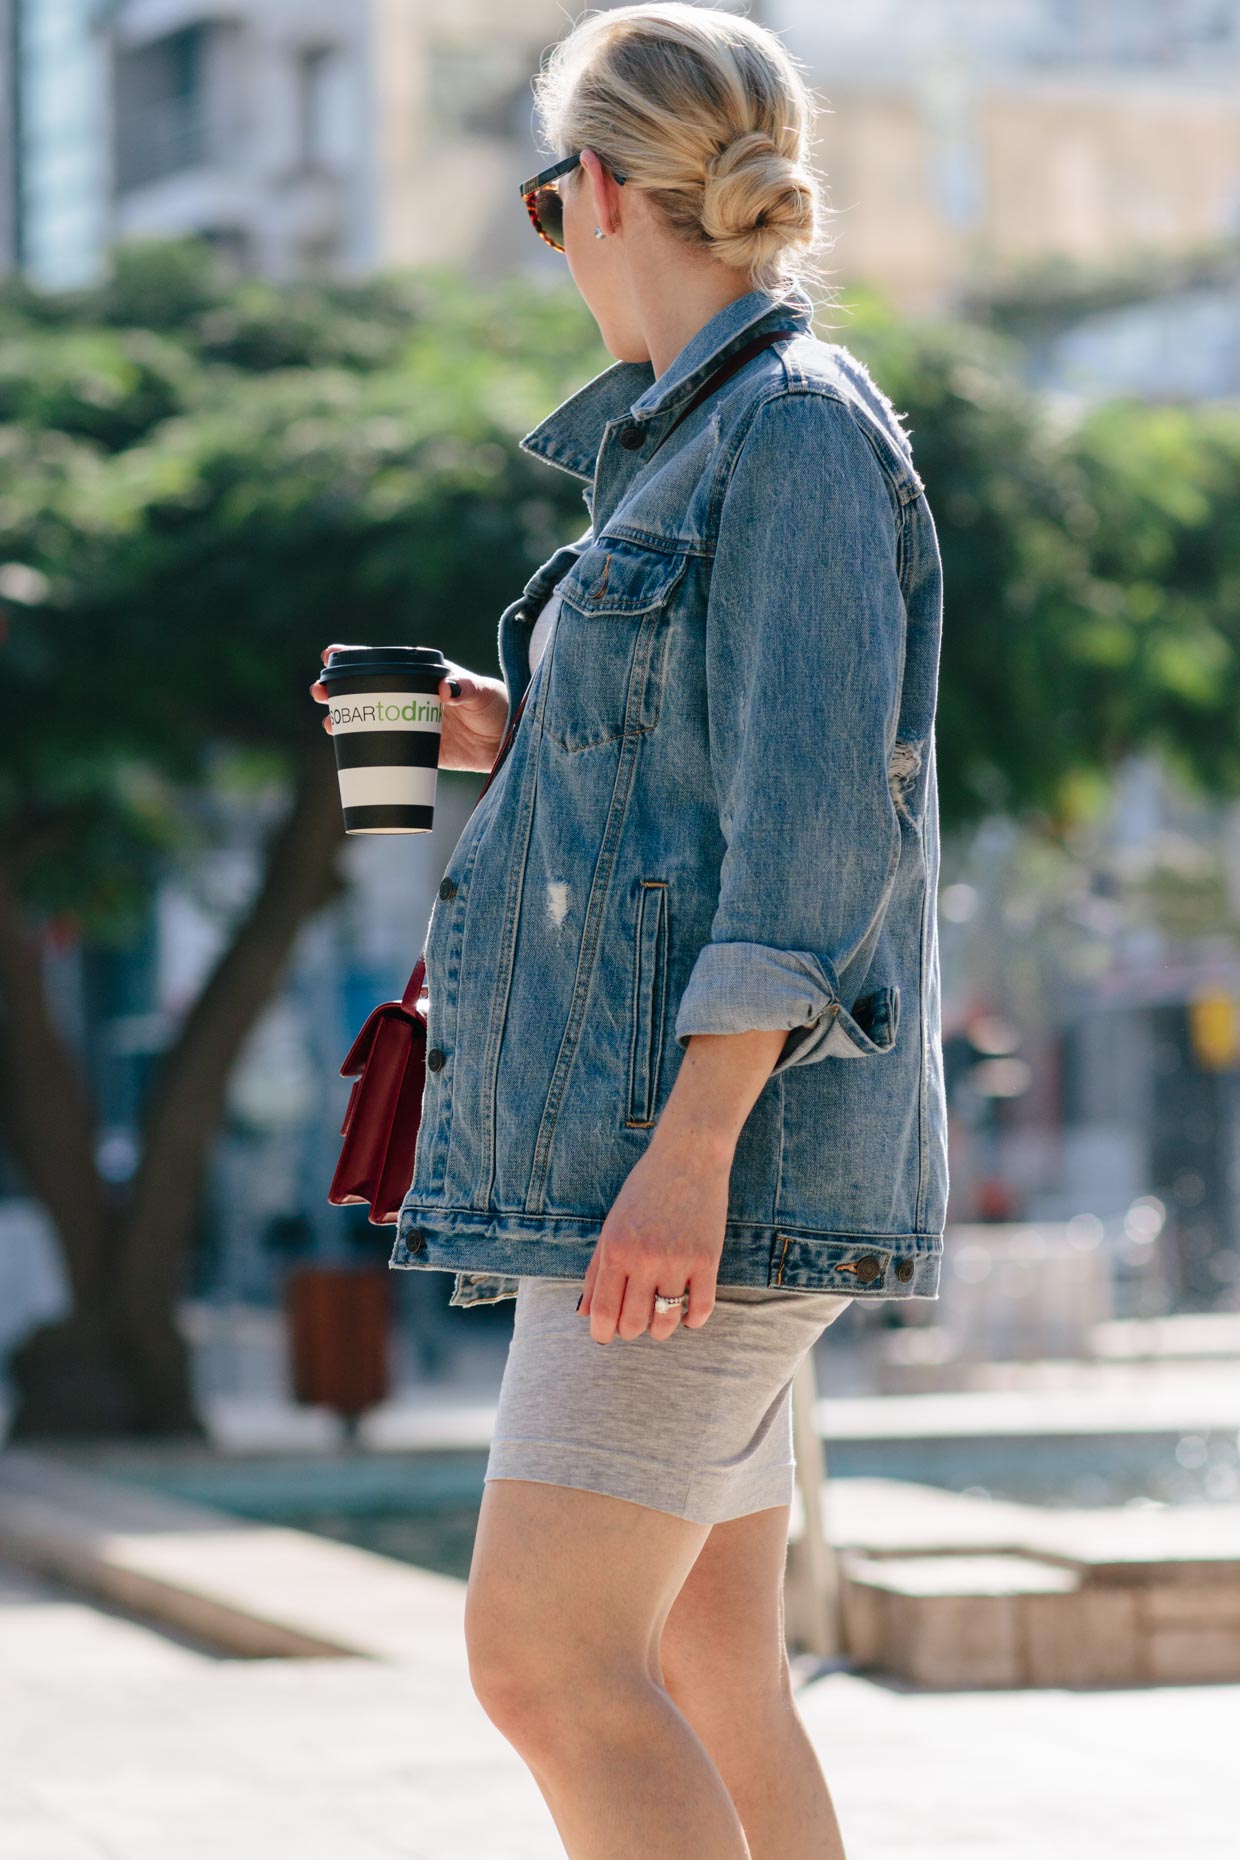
2;0;577;287
101;0;371;278
0;0;15;272
1;0;1237;318
5;0;109;287
779;0;1240;315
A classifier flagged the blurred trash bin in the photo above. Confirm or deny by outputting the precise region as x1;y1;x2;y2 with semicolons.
284;1264;390;1436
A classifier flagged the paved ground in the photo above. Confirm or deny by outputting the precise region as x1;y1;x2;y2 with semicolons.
4;1307;1240;1855
1;1554;1235;1860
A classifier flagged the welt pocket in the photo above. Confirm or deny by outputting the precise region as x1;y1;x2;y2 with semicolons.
626;880;670;1126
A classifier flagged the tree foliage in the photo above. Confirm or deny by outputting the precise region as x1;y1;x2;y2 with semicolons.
839;291;1240;830
0;241;603;937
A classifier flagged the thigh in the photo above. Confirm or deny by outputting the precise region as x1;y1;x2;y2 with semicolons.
659;1502;794;1699
467;1474;712;1673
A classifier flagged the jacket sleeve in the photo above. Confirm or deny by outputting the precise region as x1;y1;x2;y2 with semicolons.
672;390;909;1078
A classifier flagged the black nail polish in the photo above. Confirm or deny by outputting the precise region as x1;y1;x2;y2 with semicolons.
448;678;462;698
575;1294;583;1312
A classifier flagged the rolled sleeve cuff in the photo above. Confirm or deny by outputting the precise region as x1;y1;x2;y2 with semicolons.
673;941;842;1077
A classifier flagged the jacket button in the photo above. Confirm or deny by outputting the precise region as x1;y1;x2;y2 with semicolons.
619;424;645;450
426;1047;446;1071
404;1227;425;1252
853;1254;882;1284
895;1258;915;1283
438;876;457;900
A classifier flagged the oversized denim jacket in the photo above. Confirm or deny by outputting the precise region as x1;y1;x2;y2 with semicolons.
389;281;948;1308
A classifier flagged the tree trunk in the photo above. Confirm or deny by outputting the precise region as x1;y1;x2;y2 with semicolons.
2;751;348;1440
6;1293;205;1440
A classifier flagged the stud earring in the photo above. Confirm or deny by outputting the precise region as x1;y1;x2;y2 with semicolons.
594;226;606;239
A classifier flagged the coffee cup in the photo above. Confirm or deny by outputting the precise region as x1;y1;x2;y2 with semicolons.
319;645;449;834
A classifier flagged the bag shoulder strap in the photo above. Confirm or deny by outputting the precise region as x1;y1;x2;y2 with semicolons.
644;323;800;465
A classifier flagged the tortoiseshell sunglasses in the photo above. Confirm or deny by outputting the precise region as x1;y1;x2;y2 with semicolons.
519;151;628;253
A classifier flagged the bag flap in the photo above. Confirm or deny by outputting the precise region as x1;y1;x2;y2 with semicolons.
339;999;423;1078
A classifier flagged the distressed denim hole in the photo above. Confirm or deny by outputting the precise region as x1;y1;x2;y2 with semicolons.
888;738;923;823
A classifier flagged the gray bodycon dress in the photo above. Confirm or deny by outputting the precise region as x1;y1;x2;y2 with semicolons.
481;587;856;1526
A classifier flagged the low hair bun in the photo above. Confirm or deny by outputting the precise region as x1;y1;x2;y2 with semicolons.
700;129;816;275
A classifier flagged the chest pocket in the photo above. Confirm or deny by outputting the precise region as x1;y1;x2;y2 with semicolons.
538;539;691;755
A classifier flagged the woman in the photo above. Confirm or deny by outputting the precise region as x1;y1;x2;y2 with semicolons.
315;6;947;1854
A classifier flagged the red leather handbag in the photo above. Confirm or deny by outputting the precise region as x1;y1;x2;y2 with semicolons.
327;683;531;1224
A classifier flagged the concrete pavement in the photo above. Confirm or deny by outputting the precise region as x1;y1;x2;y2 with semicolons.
1;1556;1234;1860
1;1446;1238;1859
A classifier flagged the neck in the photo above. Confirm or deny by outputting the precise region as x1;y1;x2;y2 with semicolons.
626;250;756;381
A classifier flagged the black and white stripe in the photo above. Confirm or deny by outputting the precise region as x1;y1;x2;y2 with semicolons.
332;712;442;835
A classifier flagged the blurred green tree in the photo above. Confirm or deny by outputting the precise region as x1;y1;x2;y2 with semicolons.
0;241;602;1437
840;292;1240;828
1;242;1238;1436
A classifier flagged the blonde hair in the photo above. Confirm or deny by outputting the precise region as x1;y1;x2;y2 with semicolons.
532;3;835;299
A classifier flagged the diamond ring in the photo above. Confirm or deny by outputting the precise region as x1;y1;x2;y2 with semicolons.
653;1290;689;1314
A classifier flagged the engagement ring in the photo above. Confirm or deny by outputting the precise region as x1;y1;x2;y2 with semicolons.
653;1290;689;1314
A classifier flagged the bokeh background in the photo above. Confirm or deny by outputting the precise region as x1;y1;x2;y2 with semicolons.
1;0;1240;1585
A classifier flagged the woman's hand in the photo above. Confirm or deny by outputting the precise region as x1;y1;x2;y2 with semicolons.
578;1025;791;1342
309;644;510;773
577;1134;731;1344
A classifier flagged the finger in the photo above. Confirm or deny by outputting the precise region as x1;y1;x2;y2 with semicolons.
616;1273;659;1342
684;1271;716;1330
320;642;355;666
578;1244;601;1318
438;664;476;702
614;1275;648;1342
588;1262;627;1345
322;714;333;734
647;1285;687;1344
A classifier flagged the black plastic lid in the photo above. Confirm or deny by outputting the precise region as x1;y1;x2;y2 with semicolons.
320;644;448;680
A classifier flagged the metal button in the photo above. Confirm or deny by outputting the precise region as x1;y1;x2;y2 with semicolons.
438;876;457;901
404;1227;425;1253
852;1254;882;1284
895;1258;915;1283
619;424;645;450
426;1047;446;1071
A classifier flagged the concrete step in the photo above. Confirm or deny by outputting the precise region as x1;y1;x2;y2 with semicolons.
0;1446;467;1666
828;1480;1240;1687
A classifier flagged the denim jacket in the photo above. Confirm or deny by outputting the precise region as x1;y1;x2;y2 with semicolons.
389;282;948;1309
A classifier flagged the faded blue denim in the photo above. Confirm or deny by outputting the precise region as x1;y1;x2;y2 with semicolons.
389;281;948;1308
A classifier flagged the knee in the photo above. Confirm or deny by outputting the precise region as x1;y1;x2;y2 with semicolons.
465;1582;653;1755
465;1582;586;1748
468;1651;556;1748
662;1637;796;1731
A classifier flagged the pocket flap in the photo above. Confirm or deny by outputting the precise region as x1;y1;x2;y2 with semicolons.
557;538;689;617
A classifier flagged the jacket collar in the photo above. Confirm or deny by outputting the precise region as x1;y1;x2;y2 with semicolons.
518;282;816;484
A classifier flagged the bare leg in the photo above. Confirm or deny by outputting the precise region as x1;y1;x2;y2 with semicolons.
466;1477;751;1859
659;1503;849;1860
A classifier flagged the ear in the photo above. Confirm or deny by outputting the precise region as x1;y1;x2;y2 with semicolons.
579;147;621;235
